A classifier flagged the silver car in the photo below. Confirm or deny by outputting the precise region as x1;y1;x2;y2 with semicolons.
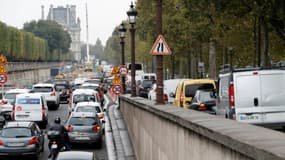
65;112;104;148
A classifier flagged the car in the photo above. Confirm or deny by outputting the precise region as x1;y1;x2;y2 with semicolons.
74;102;105;132
173;79;216;108
65;112;104;148
12;93;48;129
0;121;44;158
137;79;156;98
79;83;100;91
31;83;60;110
56;151;98;160
0;88;30;120
52;79;71;104
69;89;100;114
188;90;216;114
216;67;285;129
148;83;168;104
163;79;186;104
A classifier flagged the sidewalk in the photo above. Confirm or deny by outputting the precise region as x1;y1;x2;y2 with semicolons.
105;93;136;160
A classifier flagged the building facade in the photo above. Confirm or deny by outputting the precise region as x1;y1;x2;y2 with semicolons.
46;5;81;62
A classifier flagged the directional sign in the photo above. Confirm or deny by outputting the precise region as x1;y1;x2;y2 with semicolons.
0;74;8;84
150;34;172;55
119;65;128;76
111;85;122;95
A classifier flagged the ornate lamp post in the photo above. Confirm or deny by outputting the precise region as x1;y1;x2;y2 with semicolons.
127;2;137;97
118;22;127;93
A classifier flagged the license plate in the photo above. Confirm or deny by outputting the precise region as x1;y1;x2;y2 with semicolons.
75;137;90;140
8;142;24;147
51;144;58;149
239;115;259;120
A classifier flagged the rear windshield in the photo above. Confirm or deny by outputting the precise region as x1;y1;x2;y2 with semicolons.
73;95;96;103
5;93;17;99
142;80;154;87
76;106;101;113
17;98;40;104
69;117;96;126
198;91;216;102
1;128;32;138
185;83;214;97
32;87;53;92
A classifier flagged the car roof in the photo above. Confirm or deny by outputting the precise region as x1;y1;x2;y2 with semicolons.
81;83;99;87
4;121;33;128
56;151;94;160
16;93;42;98
70;112;96;118
6;88;30;94
76;101;101;107
73;89;96;95
33;83;54;87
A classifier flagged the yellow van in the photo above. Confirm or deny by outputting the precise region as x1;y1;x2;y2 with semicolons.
174;79;216;108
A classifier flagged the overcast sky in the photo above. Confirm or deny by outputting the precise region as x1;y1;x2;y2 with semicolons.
0;0;134;46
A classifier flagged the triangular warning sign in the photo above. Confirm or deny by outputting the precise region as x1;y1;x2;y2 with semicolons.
150;34;172;55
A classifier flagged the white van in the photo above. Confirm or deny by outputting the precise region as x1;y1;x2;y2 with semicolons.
216;68;285;129
12;93;48;128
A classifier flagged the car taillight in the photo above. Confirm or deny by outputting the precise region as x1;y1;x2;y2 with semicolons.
163;94;168;104
92;125;101;133
28;137;38;145
42;105;46;120
0;139;3;145
50;92;56;96
229;84;235;107
198;103;206;111
11;106;15;120
0;100;7;105
65;125;73;131
98;113;104;119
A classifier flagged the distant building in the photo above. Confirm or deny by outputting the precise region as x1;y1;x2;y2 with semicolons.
46;5;81;62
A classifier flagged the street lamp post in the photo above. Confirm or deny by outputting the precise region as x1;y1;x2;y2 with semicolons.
127;2;137;97
228;47;234;71
119;22;127;94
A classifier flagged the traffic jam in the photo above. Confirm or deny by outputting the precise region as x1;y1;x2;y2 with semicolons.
0;64;114;160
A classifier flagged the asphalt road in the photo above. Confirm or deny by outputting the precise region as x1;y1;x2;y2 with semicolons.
0;102;108;160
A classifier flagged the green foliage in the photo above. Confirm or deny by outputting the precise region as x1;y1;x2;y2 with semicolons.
23;20;71;56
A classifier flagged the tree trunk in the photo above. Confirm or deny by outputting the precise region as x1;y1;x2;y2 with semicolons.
208;39;216;79
262;17;270;67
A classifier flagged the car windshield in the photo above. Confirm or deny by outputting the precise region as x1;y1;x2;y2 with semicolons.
73;95;96;103
198;91;216;102
32;87;53;92
69;117;96;126
142;80;154;87
1;128;32;138
185;84;214;97
76;106;101;113
17;98;40;104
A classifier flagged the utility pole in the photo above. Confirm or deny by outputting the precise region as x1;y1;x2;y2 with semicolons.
156;0;164;104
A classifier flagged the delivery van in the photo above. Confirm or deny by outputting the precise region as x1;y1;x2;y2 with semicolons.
216;67;285;129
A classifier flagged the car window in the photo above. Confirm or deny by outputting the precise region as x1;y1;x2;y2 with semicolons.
1;128;32;138
142;80;154;87
4;93;17;99
17;98;40;104
69;117;97;126
76;106;99;113
33;87;53;92
73;95;96;103
198;91;216;102
185;84;214;97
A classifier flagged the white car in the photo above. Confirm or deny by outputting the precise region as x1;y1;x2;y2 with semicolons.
73;101;105;129
12;93;48;128
69;89;100;114
0;88;30;120
31;83;60;110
